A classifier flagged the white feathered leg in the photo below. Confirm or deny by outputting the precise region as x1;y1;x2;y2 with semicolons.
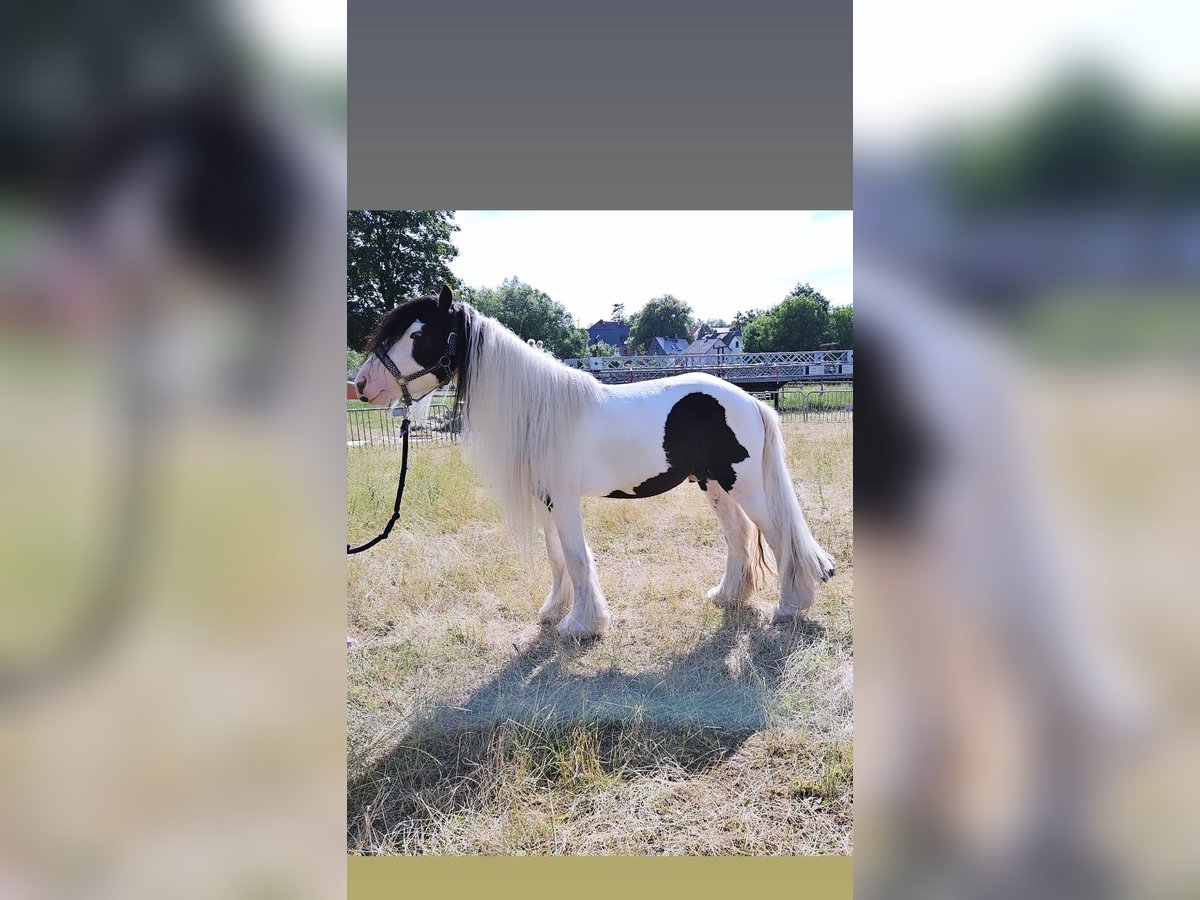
701;480;760;606
735;491;807;621
551;501;611;638
731;402;836;623
537;509;573;623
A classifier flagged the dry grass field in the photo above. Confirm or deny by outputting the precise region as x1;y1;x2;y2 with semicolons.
346;420;853;855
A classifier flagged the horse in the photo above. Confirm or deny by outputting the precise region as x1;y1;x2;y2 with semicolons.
353;284;836;638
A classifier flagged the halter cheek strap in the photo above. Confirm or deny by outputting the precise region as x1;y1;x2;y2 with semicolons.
375;331;459;406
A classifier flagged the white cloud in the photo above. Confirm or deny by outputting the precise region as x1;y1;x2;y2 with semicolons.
451;211;853;326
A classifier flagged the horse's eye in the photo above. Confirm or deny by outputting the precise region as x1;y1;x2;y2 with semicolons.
411;332;423;340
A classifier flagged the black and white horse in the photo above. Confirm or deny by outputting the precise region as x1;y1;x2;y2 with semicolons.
354;285;836;638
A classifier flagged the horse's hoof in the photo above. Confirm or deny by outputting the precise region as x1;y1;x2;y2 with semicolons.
538;594;570;624
556;612;610;640
708;586;754;608
706;585;734;606
769;604;807;626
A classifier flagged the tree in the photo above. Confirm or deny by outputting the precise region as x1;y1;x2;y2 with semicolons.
786;282;831;313
731;309;766;330
347;210;460;349
611;303;626;324
626;294;695;354
696;317;729;336
742;284;834;352
346;347;365;380
826;305;854;349
589;341;616;357
469;277;589;359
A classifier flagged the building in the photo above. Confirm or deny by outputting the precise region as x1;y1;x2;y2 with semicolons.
680;327;741;362
586;319;630;352
699;326;743;353
682;334;731;364
648;336;690;356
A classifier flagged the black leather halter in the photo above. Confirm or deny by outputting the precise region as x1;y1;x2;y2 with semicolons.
374;331;459;406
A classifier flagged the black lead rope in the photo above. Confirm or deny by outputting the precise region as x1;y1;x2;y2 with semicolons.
350;326;457;554
348;416;411;554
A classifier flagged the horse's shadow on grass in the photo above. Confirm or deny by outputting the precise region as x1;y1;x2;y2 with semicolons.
347;608;827;854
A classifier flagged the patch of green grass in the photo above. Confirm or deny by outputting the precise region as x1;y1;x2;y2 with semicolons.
789;742;854;801
772;385;854;414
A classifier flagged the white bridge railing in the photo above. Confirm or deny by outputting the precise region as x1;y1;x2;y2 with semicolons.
348;384;852;447
560;349;853;383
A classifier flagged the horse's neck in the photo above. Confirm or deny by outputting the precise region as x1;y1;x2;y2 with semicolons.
478;319;567;392
470;320;594;434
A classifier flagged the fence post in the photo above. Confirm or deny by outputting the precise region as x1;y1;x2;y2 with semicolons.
773;390;781;412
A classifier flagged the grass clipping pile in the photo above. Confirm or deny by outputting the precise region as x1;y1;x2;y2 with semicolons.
347;422;853;855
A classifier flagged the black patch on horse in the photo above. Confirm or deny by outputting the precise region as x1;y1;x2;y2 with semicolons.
607;392;749;499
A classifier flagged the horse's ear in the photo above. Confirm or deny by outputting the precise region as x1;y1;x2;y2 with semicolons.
438;283;454;313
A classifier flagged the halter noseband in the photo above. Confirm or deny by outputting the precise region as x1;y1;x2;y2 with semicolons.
374;331;459;406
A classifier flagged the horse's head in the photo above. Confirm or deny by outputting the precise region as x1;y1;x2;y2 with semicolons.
354;284;468;407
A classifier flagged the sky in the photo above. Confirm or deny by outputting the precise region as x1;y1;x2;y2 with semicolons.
450;211;853;328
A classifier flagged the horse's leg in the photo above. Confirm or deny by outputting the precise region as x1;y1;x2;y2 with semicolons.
550;500;611;638
537;508;573;623
700;480;759;606
733;483;819;624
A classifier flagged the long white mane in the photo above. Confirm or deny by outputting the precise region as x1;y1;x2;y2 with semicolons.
459;311;603;548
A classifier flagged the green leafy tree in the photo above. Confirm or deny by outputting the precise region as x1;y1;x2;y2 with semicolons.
742;284;834;352
589;340;616;357
696;317;729;336
611;303;626;324
626;295;695;354
469;277;588;359
732;309;766;329
347;210;460;349
786;282;831;313
346;347;365;379
826;305;854;349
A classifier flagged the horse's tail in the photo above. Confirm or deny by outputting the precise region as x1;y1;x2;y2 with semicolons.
748;521;774;590
754;398;835;611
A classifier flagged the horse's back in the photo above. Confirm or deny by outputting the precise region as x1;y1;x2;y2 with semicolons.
604;370;754;405
575;373;767;498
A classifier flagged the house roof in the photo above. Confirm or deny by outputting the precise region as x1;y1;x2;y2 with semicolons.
587;320;630;345
651;336;691;354
683;336;729;355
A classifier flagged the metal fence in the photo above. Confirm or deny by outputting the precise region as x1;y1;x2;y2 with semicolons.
348;386;851;448
347;391;462;447
755;387;855;423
